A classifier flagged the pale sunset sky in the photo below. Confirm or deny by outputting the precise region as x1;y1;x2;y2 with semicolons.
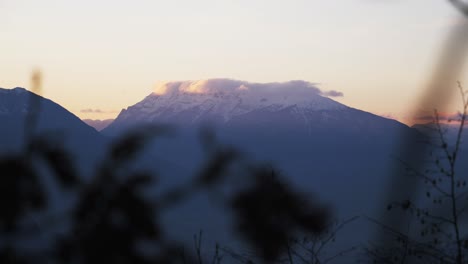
1;0;467;123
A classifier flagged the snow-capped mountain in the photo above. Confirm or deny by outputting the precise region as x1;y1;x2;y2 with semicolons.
104;79;403;135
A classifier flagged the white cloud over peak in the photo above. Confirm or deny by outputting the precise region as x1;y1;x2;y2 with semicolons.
153;79;344;98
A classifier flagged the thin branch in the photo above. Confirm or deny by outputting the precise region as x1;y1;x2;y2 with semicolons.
322;246;356;264
395;158;450;197
314;216;360;258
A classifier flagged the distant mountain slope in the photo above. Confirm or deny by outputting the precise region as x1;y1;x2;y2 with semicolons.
0;87;105;175
83;119;114;131
413;122;468;146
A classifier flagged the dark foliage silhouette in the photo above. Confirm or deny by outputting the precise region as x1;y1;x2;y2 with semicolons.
230;169;329;262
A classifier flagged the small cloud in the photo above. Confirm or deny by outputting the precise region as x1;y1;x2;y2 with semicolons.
81;108;104;113
321;90;344;97
80;109;118;114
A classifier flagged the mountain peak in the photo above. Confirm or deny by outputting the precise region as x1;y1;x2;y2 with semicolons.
0;87;28;94
145;79;345;117
12;87;27;92
104;79;350;134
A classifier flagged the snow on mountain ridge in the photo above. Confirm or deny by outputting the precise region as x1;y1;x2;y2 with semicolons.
118;79;347;123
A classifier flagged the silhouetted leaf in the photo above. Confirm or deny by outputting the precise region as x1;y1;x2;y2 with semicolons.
28;135;80;188
110;125;173;164
0;156;46;232
195;148;238;187
230;168;329;262
401;200;411;210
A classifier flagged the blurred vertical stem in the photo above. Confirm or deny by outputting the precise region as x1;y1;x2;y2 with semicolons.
375;1;468;259
25;69;42;147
